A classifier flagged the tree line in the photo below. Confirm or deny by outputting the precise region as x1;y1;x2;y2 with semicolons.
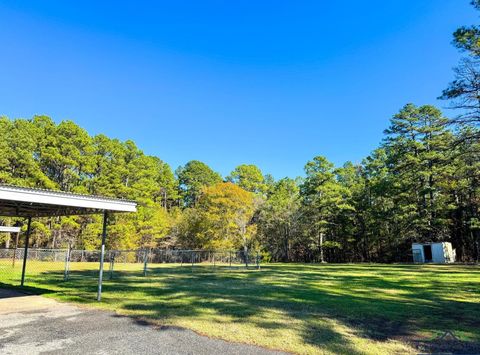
0;1;479;262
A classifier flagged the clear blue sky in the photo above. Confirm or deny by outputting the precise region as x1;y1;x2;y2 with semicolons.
0;1;476;179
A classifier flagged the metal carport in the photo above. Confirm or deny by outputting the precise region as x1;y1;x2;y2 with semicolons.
0;184;137;300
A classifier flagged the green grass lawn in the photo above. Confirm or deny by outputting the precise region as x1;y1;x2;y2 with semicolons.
1;261;479;354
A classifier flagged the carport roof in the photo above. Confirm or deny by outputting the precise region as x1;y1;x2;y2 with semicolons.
0;184;137;217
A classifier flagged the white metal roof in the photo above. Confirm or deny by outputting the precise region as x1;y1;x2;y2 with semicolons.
0;184;137;217
0;226;21;233
412;242;451;246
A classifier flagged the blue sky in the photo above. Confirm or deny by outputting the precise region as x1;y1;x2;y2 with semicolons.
0;1;476;178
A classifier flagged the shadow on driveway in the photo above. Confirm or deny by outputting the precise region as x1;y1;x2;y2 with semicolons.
0;288;285;355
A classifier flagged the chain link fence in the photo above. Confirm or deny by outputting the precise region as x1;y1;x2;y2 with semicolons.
0;248;23;284
0;248;69;285
148;249;259;268
0;248;261;288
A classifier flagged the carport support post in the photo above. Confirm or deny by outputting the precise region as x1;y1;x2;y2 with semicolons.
97;211;108;301
20;217;32;286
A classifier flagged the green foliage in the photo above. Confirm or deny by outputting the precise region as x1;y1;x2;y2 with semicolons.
299;156;353;262
227;164;267;194
383;104;452;240
176;160;222;207
258;178;300;261
452;0;480;55
441;0;480;130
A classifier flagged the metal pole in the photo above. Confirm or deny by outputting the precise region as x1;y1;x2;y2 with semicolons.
12;231;19;268
20;217;32;286
97;211;108;301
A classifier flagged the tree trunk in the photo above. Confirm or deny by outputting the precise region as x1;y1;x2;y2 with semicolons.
241;225;249;267
319;232;325;263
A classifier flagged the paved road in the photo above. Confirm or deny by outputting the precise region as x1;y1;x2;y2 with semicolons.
0;289;284;355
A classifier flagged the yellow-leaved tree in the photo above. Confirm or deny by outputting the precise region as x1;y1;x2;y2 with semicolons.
197;182;256;252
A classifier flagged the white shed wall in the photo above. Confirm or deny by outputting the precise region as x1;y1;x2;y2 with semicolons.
412;244;424;263
431;243;446;263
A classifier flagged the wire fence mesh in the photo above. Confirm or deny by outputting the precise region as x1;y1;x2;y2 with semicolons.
0;248;261;288
0;248;22;284
148;249;259;268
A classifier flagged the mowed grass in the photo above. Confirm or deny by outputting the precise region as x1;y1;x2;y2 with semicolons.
1;261;479;354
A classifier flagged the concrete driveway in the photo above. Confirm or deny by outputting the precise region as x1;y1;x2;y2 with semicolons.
0;289;284;355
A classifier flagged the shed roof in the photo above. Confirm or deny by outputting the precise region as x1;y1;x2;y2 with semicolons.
412;242;451;246
0;184;137;217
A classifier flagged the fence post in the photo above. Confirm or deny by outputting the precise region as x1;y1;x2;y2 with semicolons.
191;250;194;269
63;245;71;281
143;249;148;277
256;252;260;270
12;231;19;268
109;251;115;280
229;251;232;268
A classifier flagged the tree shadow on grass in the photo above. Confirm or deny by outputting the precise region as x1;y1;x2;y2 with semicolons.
23;264;480;354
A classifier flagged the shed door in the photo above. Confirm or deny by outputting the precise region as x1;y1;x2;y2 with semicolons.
423;245;433;262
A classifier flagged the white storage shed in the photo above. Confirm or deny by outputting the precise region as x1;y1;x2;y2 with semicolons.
412;242;455;263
